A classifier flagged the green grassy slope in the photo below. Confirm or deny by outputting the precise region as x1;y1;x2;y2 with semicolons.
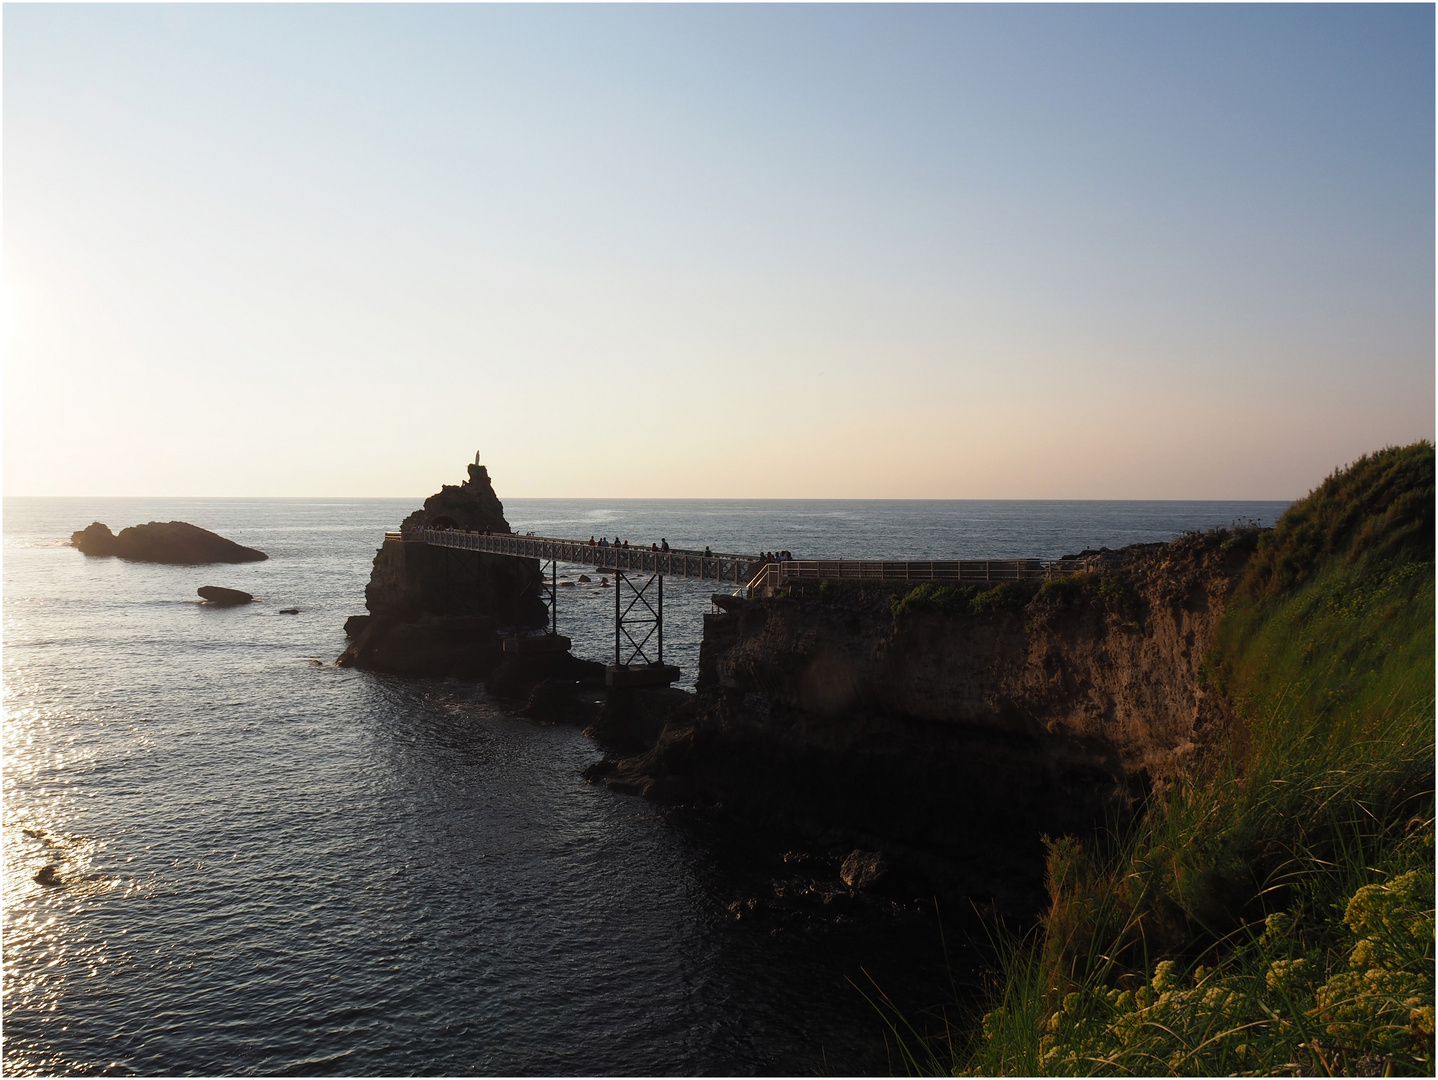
923;444;1435;1076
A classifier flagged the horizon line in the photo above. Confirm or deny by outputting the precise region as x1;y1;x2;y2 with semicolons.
3;493;1300;503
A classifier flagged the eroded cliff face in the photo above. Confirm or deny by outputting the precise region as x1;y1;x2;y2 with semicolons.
597;530;1259;915
338;464;547;676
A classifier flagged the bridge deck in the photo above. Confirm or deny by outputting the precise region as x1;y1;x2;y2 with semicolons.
390;528;1109;591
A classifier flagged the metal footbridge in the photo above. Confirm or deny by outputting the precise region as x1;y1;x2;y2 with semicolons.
384;526;1106;674
394;527;1103;590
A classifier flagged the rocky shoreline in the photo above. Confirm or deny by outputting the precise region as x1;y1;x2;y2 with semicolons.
339;461;1262;924
583;529;1259;921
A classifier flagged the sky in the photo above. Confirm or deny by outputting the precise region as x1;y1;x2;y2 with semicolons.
4;4;1433;499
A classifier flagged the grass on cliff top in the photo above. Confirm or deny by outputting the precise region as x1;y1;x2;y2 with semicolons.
881;443;1436;1076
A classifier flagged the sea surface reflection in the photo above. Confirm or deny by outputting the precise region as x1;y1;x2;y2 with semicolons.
3;496;1288;1074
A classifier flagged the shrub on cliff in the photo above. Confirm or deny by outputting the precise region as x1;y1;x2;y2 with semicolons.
890;581;1034;619
1034;573;1095;609
888;443;1435;1076
1240;442;1433;599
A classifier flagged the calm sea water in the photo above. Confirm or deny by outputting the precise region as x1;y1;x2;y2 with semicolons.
3;497;1289;1075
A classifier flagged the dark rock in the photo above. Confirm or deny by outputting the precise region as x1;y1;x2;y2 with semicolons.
711;593;747;613
519;678;578;723
72;521;266;564
343;614;371;638
399;462;512;536
840;850;890;891
278;608;300;615
486;648;604;700
577;575;591;583
588;686;695;751
351;463;547;654
337;614;503;678
198;586;253;605
581;759;618;782
33;865;62;887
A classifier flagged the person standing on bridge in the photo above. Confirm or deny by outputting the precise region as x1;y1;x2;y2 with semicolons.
704;546;712;557
661;539;669;552
589;535;596;546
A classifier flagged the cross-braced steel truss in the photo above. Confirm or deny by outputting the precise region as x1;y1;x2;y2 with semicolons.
614;570;662;667
520;557;559;636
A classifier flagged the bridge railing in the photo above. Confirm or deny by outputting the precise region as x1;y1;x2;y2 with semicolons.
402;528;1113;594
412;528;761;586
745;556;1111;595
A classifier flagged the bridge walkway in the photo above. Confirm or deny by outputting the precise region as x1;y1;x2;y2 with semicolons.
388;527;1109;594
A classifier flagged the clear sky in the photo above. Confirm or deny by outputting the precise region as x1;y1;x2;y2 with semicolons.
4;4;1433;499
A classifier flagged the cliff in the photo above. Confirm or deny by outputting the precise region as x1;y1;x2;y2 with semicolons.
593;529;1259;915
959;444;1434;1076
338;463;549;676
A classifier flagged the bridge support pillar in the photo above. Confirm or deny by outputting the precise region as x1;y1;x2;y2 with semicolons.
614;570;663;667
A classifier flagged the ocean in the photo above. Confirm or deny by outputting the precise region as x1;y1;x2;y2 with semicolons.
3;496;1290;1075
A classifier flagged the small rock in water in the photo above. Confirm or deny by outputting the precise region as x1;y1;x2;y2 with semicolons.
278;608;300;614
198;586;253;606
34;865;62;887
577;574;591;583
600;578;610;588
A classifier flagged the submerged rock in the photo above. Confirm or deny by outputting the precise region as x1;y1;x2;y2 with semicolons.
198;586;253;606
72;521;267;565
33;865;62;887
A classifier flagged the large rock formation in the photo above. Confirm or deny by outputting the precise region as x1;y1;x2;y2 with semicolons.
71;521;267;564
590;528;1261;917
398;462;511;536
338;462;551;678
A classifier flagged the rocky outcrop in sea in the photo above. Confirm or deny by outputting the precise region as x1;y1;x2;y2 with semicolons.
71;521;267;564
338;462;596;692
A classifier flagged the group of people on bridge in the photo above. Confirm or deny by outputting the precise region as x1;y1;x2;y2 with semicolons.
589;535;671;552
760;550;794;564
587;536;717;558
